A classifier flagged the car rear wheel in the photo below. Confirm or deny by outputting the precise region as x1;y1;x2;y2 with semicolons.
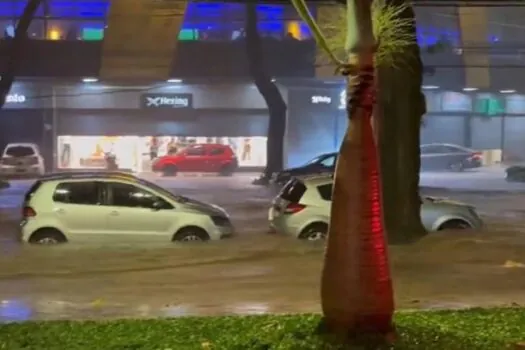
448;161;464;172
438;219;472;230
219;164;235;176
162;165;178;177
173;227;210;242
29;228;67;245
299;223;328;241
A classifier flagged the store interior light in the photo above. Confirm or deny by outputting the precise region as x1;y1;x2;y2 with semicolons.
422;85;439;90
82;77;98;83
500;89;516;94
167;79;182;83
463;87;478;92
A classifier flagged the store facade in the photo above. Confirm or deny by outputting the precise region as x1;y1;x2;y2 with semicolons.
285;84;525;166
1;80;274;172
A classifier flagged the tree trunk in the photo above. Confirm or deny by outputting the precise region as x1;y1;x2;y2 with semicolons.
320;0;394;340
377;0;427;243
245;3;287;182
0;0;43;109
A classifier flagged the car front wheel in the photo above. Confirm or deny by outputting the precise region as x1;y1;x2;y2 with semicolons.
173;227;210;242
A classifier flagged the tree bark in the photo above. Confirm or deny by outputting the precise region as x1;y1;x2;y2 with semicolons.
320;0;394;340
0;0;43;109
377;0;427;244
245;3;287;181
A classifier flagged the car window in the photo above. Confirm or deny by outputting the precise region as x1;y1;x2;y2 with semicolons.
53;181;101;205
209;147;225;156
185;146;205;156
317;184;333;201
320;155;336;168
108;182;173;209
279;179;307;203
4;146;35;157
420;145;442;154
443;145;466;153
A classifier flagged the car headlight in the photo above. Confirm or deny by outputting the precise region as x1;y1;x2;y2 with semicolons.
210;215;231;227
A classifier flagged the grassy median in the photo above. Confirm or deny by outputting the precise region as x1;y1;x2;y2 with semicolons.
0;308;524;349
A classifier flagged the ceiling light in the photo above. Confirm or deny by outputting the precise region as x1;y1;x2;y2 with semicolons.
463;87;478;92
422;85;439;90
82;77;98;83
166;78;182;83
500;89;516;94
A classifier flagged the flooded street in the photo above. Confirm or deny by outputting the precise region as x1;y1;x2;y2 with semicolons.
1;174;525;322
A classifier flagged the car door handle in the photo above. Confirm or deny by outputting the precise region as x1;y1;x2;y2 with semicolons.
109;211;119;216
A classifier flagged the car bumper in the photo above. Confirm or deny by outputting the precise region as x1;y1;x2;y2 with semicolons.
268;208;302;238
0;165;42;176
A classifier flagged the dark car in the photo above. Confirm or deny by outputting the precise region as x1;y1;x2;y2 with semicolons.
272;152;337;186
505;165;525;182
420;143;483;172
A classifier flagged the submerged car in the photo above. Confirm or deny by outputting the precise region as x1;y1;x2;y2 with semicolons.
268;175;483;240
505;165;525;182
420;143;482;172
271;152;337;186
21;172;233;245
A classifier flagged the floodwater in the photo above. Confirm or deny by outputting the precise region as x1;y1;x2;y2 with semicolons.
1;174;525;322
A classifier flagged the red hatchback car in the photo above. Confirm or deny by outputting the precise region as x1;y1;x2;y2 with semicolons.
152;144;238;176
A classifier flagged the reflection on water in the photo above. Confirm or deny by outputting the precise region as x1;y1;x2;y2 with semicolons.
0;299;33;322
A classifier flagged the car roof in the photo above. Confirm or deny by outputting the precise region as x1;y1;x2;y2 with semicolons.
37;171;139;183
4;143;38;148
421;143;471;150
297;173;334;187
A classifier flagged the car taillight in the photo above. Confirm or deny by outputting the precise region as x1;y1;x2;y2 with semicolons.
22;206;36;217
283;203;306;214
469;152;482;160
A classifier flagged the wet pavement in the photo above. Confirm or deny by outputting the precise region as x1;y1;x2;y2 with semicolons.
1;175;525;322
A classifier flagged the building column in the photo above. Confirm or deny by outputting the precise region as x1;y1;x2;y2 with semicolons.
458;7;490;89
100;0;188;80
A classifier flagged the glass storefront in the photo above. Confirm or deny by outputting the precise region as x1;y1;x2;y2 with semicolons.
57;135;267;172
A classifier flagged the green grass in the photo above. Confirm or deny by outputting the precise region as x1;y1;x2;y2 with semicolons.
1;308;524;349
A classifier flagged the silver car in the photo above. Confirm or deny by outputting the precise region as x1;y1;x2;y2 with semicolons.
268;175;483;240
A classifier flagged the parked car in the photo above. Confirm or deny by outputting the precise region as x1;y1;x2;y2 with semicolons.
271;152;337;186
152;143;238;177
268;175;483;240
20;173;233;245
420;143;482;172
0;143;45;177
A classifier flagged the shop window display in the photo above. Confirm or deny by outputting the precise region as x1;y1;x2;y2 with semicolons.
57;136;267;172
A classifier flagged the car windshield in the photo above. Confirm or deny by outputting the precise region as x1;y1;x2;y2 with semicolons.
305;155;324;165
137;178;181;202
4;146;35;157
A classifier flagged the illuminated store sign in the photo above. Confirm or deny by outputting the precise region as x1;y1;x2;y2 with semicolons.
5;93;26;104
141;93;193;109
310;89;347;109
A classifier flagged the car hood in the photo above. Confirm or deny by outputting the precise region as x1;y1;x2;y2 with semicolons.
175;196;228;216
423;196;470;207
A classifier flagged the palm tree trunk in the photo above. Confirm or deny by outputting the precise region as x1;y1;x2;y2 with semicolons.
0;0;43;109
245;3;287;182
320;0;394;339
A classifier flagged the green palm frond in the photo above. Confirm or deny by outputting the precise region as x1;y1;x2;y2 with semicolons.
320;0;416;68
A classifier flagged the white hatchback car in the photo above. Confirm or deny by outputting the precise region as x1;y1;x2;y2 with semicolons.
0;143;45;176
20;173;234;244
269;175;483;240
